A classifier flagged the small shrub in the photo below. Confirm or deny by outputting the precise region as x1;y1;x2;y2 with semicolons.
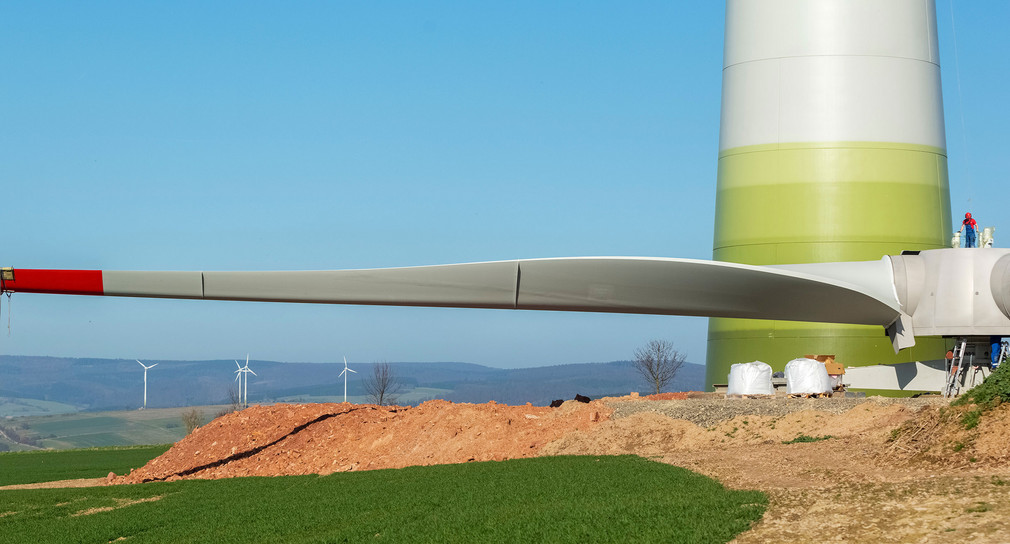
965;501;990;512
181;408;204;435
961;409;982;430
782;434;833;444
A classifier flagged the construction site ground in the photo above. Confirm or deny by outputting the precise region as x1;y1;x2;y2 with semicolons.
15;393;1010;543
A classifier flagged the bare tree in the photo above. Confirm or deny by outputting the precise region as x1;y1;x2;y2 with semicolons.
181;408;204;435
364;362;402;406
216;387;243;418
227;386;242;411
633;339;685;395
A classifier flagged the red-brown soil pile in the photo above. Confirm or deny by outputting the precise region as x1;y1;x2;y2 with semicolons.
114;399;610;483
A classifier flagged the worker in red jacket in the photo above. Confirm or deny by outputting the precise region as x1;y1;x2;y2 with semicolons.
960;212;978;248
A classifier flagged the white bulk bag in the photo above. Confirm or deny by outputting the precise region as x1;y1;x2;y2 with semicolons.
784;358;832;394
726;361;774;395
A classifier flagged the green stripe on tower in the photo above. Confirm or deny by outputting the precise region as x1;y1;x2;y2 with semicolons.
716;142;951;255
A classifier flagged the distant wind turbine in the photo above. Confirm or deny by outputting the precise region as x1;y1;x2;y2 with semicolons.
234;354;256;408
233;360;243;405
136;360;157;410
338;356;356;403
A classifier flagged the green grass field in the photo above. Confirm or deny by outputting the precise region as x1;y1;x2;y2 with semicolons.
6;405;233;450
0;445;171;486
0;455;765;543
0;397;80;418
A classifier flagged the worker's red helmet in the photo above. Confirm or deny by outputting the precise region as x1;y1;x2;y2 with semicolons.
966;212;972;218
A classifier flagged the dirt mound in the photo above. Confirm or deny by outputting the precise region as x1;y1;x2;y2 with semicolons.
541;402;920;459
115;397;938;485
114;396;940;485
974;402;1010;459
887;400;1010;465
113;399;610;483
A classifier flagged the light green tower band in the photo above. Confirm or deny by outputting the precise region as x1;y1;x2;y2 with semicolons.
715;142;951;255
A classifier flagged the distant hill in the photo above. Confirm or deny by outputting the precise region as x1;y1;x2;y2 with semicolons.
0;355;705;412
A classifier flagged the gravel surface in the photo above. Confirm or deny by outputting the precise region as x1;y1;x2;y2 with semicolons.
607;395;950;428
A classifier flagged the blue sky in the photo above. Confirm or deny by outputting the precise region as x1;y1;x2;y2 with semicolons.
1;2;1007;368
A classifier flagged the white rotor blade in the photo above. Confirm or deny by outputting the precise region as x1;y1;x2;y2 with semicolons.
19;249;1010;351
0;258;902;326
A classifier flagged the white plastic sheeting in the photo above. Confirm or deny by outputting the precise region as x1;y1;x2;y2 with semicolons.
785;358;832;395
727;361;774;396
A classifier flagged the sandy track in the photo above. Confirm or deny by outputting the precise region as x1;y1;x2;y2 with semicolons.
549;397;1010;543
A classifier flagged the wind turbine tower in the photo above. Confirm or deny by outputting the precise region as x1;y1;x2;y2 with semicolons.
136;360;157;410
706;0;951;386
234;355;257;408
233;360;244;406
338;356;356;403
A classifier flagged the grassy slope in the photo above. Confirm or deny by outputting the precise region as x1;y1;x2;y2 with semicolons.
0;397;80;418
0;455;765;544
11;406;232;449
0;445;171;486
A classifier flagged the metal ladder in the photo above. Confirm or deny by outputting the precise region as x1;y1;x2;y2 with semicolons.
944;340;968;398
